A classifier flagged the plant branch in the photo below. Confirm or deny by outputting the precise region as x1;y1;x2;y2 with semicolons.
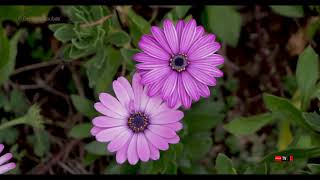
80;15;113;28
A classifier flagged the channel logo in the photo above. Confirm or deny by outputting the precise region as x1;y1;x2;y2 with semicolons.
274;155;294;162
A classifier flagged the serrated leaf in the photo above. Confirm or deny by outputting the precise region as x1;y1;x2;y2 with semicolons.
70;95;96;118
8;88;29;115
108;31;131;47
84;141;110;156
69;123;92;139
206;6;242;47
27;130;50;157
224;113;274;136
0;126;18;145
53;24;76;43
127;8;150;34
0;30;23;86
120;48;139;71
215;153;236;174
69;44;95;59
263;93;313;132
270;6;304;18
296;46;319;110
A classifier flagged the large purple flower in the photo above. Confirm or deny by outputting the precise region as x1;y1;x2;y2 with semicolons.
0;144;16;174
134;19;224;109
91;73;183;165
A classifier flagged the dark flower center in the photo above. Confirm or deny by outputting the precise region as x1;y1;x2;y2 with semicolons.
127;112;149;133
170;54;189;72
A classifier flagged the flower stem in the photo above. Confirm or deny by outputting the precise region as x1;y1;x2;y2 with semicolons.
0;117;26;131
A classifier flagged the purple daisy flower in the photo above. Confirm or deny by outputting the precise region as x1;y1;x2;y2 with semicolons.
91;73;183;165
0;144;16;174
134;18;224;109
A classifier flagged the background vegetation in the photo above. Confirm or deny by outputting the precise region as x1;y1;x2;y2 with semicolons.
0;5;319;174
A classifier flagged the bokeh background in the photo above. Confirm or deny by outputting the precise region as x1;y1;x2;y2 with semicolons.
0;5;319;174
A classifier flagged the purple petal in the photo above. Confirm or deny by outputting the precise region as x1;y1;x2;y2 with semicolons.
148;125;176;138
113;80;131;109
163;19;179;54
151;26;172;54
187;67;217;86
177;75;192;109
136;62;168;70
133;52;164;63
117;77;134;101
161;71;178;100
116;140;130;164
0;144;3;154
188;42;221;60
144;95;163;115
138;35;170;60
95;126;128;142
94;103;125;119
0;153;12;166
137;133;150;162
139;87;150;112
175;20;185;41
163;122;183;131
132;73;143;111
181;72;200;101
0;162;15;174
179;19;197;54
140;67;171;85
192;54;225;66
108;130;132;152
146;78;166;97
166;135;180;144
92;116;125;128
166;89;179;108
187;34;215;57
99;93;128;117
193;26;205;42
191;64;223;77
90;127;103;136
197;82;210;97
151;110;183;124
127;134;139;165
148;142;160;160
145;129;169;151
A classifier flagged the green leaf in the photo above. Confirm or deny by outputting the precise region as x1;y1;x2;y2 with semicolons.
183;132;212;161
0;6;51;23
104;161;140;174
296;46;319;110
0;126;18;145
127;8;150;34
120;48;139;71
205;6;242;47
69;123;92;139
70;95;96;118
84;141;110;156
0;28;10;69
244;163;268;174
303;112;320;132
270;6;304;18
308;164;320;174
263;93;313;131
278;119;293;151
8;88;29;115
27;130;50;157
215;153;236;174
83;153;99;166
262;148;320;163
163;6;191;21
53;24;76;43
224;113;274;136
69;44;95;59
0;30;23;86
107;31;131;47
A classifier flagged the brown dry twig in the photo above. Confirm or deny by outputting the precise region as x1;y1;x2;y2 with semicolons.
80;14;113;28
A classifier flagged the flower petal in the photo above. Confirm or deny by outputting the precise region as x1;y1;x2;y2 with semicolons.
190;54;224;66
188;42;221;60
113;80;131;109
148;125;176;138
193;26;205;42
133;52;164;63
117;77;134;101
108;130;132;152
140;67;171;85
161;71;178;100
197;82;210;97
92;116;126;128
0;153;12;166
177;75;192;108
90;127;103;136
136;62;168;70
127;134;139;165
99;93;128;117
166;135;180;144
175;20;185;41
139;87;150;112
137;133;150;162
163;19;179;54
187;34;215;58
148;142;160;160
116;140;130;164
151;110;183;124
166;89;179;108
0;162;15;174
146;78;166;97
0;144;3;154
181;72;200;101
132;73;143;111
151;26;172;54
187;67;217;86
163;122;183;131
191;63;224;77
179;19;197;54
94;103;125;119
95;126;127;142
145;129;169;151
138;35;170;60
144;95;163;115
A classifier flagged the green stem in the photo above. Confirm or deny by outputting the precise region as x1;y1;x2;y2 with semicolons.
0;117;26;131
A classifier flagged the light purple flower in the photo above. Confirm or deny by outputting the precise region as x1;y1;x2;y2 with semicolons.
134;18;224;109
91;73;183;165
0;144;16;174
